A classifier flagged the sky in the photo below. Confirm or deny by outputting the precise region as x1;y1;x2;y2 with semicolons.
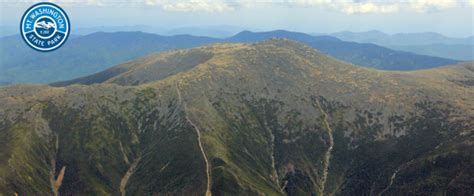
1;0;473;37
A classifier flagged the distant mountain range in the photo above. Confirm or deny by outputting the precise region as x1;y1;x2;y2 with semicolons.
0;25;249;38
0;32;218;84
229;30;458;70
330;30;474;60
0;30;461;84
64;25;250;38
330;30;474;45
0;25;17;37
1;39;473;195
386;44;474;61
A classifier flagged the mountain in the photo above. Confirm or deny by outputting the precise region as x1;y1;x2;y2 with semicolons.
228;30;341;43
388;44;474;61
0;30;459;85
331;30;474;45
73;25;167;36
165;25;249;38
0;25;16;37
1;39;473;195
331;31;474;60
228;30;459;70
72;25;246;38
0;32;219;84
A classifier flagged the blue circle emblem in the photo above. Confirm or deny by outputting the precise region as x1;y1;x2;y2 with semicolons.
20;2;70;52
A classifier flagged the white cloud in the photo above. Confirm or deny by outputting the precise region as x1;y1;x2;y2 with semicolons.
2;0;471;13
242;0;465;14
283;0;463;14
3;0;124;6
147;0;233;12
340;2;400;14
408;0;457;12
279;0;334;6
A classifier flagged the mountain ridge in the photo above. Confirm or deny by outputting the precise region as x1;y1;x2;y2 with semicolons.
331;30;474;45
1;30;460;84
330;30;474;61
0;39;473;195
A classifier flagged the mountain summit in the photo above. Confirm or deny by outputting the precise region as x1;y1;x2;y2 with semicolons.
1;30;460;84
0;39;473;195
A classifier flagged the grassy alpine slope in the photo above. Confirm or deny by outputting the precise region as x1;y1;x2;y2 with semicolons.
0;39;473;195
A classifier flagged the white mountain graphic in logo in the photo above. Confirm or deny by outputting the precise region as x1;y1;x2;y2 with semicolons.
34;20;56;29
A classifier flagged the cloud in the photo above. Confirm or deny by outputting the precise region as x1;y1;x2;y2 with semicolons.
339;2;400;14
146;0;233;12
408;0;457;12
3;0;130;7
242;0;466;14
274;0;463;14
2;0;471;13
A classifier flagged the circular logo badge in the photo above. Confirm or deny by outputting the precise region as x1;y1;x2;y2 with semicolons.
20;2;70;52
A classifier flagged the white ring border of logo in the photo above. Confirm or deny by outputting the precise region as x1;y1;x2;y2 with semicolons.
20;3;70;52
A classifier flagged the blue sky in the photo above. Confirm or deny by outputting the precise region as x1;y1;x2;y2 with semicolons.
1;0;473;37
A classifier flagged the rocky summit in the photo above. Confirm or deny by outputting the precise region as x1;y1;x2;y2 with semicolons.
0;39;473;195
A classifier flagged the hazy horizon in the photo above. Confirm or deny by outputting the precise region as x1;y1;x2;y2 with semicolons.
1;0;473;37
0;25;472;39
